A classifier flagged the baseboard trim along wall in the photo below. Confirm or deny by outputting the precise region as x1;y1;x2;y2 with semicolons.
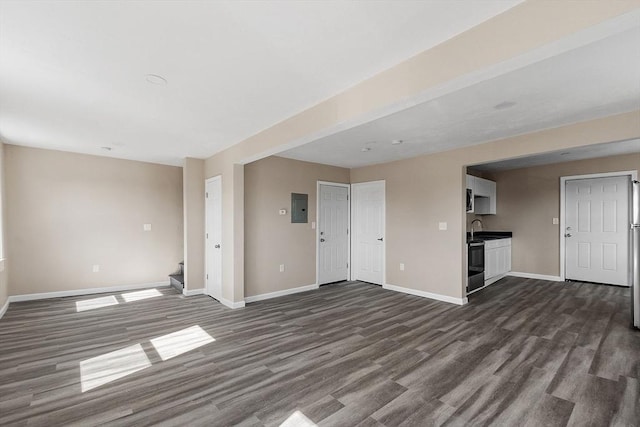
245;283;319;304
220;297;246;309
7;281;171;303
508;272;563;282
0;299;9;319
182;288;245;309
383;283;468;306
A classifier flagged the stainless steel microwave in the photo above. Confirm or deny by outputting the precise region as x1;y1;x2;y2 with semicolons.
466;188;473;212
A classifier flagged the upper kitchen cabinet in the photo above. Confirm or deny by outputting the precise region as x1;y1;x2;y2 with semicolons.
466;175;496;215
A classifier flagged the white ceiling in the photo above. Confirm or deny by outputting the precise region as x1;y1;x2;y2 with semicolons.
470;138;640;172
279;25;640;168
0;0;523;166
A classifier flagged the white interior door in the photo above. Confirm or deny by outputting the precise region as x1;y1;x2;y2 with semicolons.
352;181;385;285
565;175;630;286
318;184;349;285
205;177;222;300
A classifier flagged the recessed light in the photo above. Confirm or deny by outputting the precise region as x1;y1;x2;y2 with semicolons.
101;146;112;151
560;152;570;156
494;101;517;110
391;139;403;145
361;147;371;152
145;74;167;85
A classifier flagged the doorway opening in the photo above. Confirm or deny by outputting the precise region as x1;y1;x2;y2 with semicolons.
351;180;386;286
205;176;222;301
316;182;350;285
316;180;386;287
560;170;637;286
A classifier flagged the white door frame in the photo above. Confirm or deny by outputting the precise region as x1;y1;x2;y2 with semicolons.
350;180;386;286
316;181;351;286
205;175;222;300
560;170;637;282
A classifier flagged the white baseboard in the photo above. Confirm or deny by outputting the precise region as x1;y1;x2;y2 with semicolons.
508;272;563;282
8;281;171;303
383;283;468;306
0;298;9;319
245;283;319;303
220;297;245;309
186;288;245;309
484;273;507;287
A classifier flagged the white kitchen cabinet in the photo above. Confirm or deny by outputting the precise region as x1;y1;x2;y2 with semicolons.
484;238;511;286
474;177;491;197
466;175;496;215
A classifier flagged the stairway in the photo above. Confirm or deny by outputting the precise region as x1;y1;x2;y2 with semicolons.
169;262;184;292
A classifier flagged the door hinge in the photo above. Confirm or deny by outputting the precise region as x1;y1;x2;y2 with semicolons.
347;263;349;268
347;228;349;234
206;233;208;239
206;192;208;198
207;274;209;279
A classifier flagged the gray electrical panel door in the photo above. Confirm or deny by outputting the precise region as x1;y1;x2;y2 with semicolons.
291;193;308;223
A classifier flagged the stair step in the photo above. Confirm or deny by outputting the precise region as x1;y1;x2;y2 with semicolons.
169;273;184;284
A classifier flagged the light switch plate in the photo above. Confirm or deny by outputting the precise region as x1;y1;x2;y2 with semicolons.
311;221;316;229
400;263;405;271
438;222;448;231
552;217;559;225
279;264;285;273
143;223;152;231
92;264;100;273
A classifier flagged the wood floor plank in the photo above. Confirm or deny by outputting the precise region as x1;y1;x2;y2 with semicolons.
0;279;638;426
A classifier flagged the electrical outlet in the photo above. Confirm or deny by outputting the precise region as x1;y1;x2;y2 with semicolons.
400;263;405;271
438;222;448;231
92;264;100;273
143;223;152;231
552;217;559;225
279;264;285;273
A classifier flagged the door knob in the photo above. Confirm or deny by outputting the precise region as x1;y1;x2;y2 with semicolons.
377;237;384;241
215;244;221;248
564;233;572;238
320;238;325;242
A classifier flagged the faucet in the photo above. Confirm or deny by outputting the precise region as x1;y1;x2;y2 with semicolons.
470;219;483;240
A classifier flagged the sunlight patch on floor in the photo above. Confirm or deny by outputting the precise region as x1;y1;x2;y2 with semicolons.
280;410;317;427
121;288;162;302
80;344;151;392
75;295;119;312
150;325;215;361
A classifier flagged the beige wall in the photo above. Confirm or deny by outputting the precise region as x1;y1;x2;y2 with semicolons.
183;158;205;291
476;153;640;276
351;112;640;299
244;156;349;297
0;141;8;309
6;145;183;296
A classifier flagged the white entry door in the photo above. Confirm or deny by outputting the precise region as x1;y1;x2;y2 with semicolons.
352;181;385;285
565;175;630;286
318;184;349;285
205;176;222;300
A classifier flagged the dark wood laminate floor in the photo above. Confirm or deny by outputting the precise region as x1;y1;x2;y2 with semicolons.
0;278;638;427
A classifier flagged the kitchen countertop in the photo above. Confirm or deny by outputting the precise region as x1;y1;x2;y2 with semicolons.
466;231;512;244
